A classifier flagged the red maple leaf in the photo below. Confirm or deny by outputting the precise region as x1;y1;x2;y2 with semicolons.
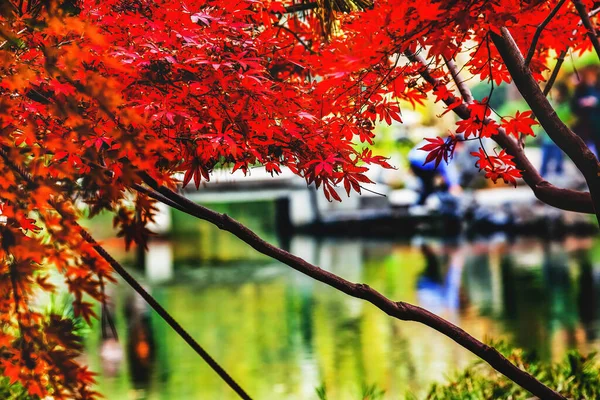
501;110;538;139
419;136;457;168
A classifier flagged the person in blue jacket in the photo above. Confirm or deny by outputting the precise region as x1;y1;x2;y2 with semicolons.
408;139;461;205
540;82;571;177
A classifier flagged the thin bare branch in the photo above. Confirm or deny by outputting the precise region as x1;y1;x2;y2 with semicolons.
541;5;598;96
444;56;474;103
276;24;316;54
544;49;567;96
525;0;568;65
284;2;318;13
0;27;27;50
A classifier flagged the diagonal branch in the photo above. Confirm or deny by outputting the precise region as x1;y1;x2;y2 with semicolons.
443;56;473;103
525;0;568;65
544;6;600;95
405;50;595;215
134;171;566;400
573;0;600;60
544;49;567;96
0;147;253;400
76;229;252;400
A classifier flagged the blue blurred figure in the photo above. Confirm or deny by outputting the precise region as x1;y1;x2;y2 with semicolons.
408;139;461;205
416;243;464;317
540;83;571;177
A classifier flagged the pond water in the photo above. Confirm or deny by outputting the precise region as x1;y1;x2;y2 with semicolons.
83;203;600;399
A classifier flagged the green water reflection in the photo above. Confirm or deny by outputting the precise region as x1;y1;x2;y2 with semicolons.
85;203;600;399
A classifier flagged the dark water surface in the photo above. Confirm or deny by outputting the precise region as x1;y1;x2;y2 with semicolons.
85;203;600;399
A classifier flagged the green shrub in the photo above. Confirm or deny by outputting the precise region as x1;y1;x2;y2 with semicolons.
315;342;600;399
427;342;600;400
0;377;29;399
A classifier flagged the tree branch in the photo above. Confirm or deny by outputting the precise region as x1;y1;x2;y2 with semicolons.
543;6;600;96
544;49;567;96
0;147;253;400
284;2;318;13
443;56;474;103
525;0;568;65
134;172;566;400
491;27;600;224
573;0;600;60
77;229;252;400
275;24;316;54
405;50;595;215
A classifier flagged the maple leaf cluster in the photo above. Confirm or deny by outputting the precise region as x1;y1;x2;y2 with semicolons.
0;0;596;397
425;92;537;185
471;148;523;186
0;198;109;398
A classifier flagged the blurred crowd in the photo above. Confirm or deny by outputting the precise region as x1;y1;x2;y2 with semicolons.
407;64;600;207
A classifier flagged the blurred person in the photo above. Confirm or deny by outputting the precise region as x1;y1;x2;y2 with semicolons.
571;65;600;155
125;287;156;387
100;285;123;378
452;138;484;189
540;82;572;177
408;139;462;206
416;241;465;317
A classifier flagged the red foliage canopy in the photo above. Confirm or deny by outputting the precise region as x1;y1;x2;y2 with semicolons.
0;0;596;397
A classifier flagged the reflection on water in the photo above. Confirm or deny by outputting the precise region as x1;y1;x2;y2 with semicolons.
84;204;600;399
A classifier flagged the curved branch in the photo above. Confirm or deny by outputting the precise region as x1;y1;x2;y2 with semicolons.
135;172;566;400
405;51;595;215
491;27;600;224
275;24;315;54
0;147;253;400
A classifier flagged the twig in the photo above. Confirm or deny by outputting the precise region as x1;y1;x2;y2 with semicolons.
78;230;252;400
572;0;600;60
525;0;568;65
275;24;315;54
284;2;318;13
543;50;567;96
0;28;28;50
540;4;599;96
443;56;474;103
4;1;20;16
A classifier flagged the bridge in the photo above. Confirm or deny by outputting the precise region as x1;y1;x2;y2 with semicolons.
149;152;596;239
181;166;390;226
